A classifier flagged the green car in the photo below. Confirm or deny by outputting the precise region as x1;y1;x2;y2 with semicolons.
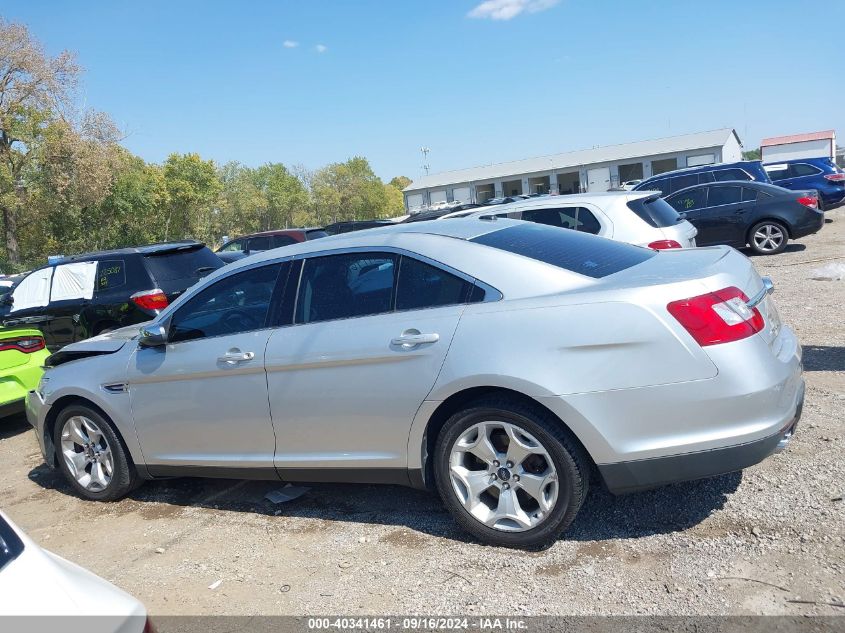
0;327;50;418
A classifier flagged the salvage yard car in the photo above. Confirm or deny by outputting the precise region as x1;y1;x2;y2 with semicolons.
26;219;803;548
0;327;49;418
468;191;698;249
1;241;223;351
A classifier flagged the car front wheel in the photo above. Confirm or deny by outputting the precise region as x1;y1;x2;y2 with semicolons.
749;220;789;255
434;398;589;549
53;404;139;501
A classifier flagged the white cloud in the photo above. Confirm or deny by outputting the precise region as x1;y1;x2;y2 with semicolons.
283;40;299;48
467;0;560;20
315;44;328;53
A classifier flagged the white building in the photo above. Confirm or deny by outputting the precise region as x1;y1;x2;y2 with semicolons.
403;128;743;211
760;130;836;163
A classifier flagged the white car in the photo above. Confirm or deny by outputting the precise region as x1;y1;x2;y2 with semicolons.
463;191;697;250
0;510;148;629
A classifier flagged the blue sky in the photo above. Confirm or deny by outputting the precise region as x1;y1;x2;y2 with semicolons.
5;0;843;181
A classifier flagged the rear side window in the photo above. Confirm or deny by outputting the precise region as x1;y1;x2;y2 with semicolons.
670;174;697;192
641;178;668;195
789;163;822;177
698;171;715;183
248;236;272;251
144;246;223;284
765;165;789;181
471;223;655;279
667;188;707;212
713;168;748;181
707;185;742;206
96;259;127;292
742;187;759;202
271;235;298;249
396;257;471;311
296;253;397;324
522;207;601;234
628;195;684;226
306;230;329;241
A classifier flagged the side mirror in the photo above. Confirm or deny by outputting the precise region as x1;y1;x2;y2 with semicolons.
139;323;167;347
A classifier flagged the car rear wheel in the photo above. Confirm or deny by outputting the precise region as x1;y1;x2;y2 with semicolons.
749;220;788;255
53;404;139;501
434;398;589;549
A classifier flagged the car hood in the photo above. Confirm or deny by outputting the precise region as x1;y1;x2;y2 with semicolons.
46;323;145;367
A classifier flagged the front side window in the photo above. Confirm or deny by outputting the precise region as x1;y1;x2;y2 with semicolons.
97;260;127;292
169;264;282;342
667;188;707;212
396;257;472;311
765;165;789;181
707;185;742;207
296;253;397;324
271;235;298;249
219;239;243;252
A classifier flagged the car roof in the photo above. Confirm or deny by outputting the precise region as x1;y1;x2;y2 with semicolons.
58;240;206;262
666;180;789;198
639;160;761;182
763;156;834;167
468;190;658;214
246;228;323;237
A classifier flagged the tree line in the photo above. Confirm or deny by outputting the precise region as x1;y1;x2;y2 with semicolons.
0;18;412;272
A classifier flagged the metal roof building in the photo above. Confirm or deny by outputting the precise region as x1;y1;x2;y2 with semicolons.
403;128;743;211
760;130;836;163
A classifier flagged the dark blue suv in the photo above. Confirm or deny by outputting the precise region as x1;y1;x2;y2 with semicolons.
763;157;845;211
632;161;771;196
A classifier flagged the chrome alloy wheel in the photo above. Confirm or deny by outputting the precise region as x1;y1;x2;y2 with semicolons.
449;421;558;532
60;415;114;492
752;224;785;252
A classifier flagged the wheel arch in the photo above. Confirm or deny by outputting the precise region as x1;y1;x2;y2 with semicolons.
44;394;146;477
747;216;792;243
414;386;598;489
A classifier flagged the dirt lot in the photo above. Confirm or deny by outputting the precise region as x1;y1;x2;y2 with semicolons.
1;210;843;616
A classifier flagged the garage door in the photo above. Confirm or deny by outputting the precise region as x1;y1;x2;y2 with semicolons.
406;193;424;211
587;167;611;192
429;190;447;205
452;186;471;203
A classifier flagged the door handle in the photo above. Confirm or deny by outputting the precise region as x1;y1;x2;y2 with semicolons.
391;331;440;348
218;350;255;364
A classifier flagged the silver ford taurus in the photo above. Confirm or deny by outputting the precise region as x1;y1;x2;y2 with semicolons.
26;218;804;548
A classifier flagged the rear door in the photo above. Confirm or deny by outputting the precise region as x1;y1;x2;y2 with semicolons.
127;262;286;472
695;184;750;246
264;251;471;474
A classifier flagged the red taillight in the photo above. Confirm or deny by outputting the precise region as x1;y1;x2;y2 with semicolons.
648;239;683;250
0;336;46;353
667;286;764;347
130;289;169;311
797;195;818;209
824;173;845;182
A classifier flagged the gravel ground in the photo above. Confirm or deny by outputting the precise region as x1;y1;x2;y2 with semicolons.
1;209;843;616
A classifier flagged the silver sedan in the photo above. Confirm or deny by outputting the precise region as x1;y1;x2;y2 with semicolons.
27;218;804;548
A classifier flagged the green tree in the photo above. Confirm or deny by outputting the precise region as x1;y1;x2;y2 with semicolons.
162;153;222;244
312;156;389;223
742;148;761;161
388;175;412;190
253;163;309;230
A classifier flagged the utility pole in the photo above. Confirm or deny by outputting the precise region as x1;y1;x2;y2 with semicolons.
420;147;430;176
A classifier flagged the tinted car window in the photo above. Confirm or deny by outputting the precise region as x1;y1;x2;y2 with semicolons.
742;187;759;202
306;230;329;240
707;185;742;206
249;236;272;251
627;196;683;227
713;168;748;181
765;165;790;181
143;246;223;284
271;235;298;249
667;188;707;212
698;171;714;183
522;207;601;234
96;259;127;292
396;257;471;311
789;163;822;177
296;253;397;324
670;174;698;192
170;264;282;343
643;178;669;195
471;223;655;279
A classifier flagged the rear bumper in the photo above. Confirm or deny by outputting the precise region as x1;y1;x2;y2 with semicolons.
0;357;47;410
791;211;825;239
599;383;804;494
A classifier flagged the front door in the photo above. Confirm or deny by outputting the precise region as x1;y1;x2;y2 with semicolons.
127;262;285;474
265;251;470;474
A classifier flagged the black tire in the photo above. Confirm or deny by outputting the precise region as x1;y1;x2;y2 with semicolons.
748;220;789;255
53;404;140;501
433;397;589;549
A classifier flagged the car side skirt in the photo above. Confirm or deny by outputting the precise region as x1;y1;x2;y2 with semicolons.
145;465;414;487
